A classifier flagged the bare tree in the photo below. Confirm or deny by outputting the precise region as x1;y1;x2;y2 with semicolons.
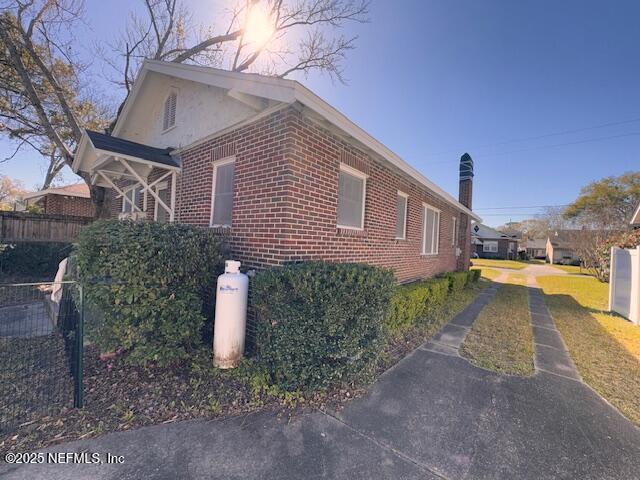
1;0;369;212
0;0;110;213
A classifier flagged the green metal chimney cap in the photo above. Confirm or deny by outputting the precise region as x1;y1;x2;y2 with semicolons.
460;153;474;180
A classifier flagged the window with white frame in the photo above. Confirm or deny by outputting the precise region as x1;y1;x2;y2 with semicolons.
154;183;169;223
122;185;141;213
163;90;177;131
210;157;235;227
337;164;366;229
452;216;458;246
395;191;408;239
483;241;498;253
422;204;440;255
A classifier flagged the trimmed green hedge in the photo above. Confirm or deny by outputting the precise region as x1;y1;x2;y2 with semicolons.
75;220;225;365
385;269;480;336
253;261;395;392
0;242;71;279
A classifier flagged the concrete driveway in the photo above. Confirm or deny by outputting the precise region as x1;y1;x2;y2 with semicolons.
2;283;639;480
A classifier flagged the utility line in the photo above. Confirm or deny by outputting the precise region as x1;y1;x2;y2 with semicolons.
424;116;640;159
474;204;570;210
423;131;640;165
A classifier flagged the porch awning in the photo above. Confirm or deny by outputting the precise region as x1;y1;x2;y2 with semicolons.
73;130;181;221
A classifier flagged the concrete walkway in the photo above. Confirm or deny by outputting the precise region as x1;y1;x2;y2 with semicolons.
2;281;639;480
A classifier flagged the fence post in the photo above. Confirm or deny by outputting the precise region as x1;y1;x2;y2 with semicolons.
608;247;616;313
74;283;85;408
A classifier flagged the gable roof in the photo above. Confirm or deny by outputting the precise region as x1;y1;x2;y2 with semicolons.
523;238;546;249
471;222;519;240
112;60;481;222
632;201;640;226
86;130;179;169
23;182;90;200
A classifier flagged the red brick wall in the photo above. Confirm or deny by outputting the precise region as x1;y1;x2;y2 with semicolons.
43;194;95;218
174;107;471;282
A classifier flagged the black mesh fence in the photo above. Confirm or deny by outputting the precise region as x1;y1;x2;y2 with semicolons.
0;281;83;434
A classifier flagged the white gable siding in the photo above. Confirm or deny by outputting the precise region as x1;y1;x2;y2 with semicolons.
117;72;259;148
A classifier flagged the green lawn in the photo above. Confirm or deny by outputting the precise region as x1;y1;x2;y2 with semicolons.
549;264;596;276
537;275;640;426
470;258;527;270
471;267;502;281
461;284;534;376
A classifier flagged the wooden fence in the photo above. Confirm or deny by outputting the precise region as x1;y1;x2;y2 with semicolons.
0;212;93;243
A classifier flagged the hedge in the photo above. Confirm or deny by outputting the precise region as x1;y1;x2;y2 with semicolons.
74;220;225;365
252;261;395;391
385;269;480;336
0;242;71;279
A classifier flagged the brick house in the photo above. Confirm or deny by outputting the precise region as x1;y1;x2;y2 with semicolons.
73;60;481;283
471;222;519;260
22;183;95;218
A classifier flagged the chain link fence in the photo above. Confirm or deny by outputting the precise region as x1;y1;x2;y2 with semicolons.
0;281;83;434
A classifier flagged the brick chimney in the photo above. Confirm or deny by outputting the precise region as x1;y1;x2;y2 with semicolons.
459;153;474;209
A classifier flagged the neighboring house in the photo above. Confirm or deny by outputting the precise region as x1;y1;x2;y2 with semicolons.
545;230;580;265
72;60;481;283
523;238;547;259
470;222;519;260
22;183;95;218
632;201;640;227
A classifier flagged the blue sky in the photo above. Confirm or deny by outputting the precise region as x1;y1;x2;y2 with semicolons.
2;0;639;226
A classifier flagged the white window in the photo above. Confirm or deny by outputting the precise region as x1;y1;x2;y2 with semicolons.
337;164;367;230
154;183;170;223
122;185;141;213
483;241;498;253
422;204;440;255
395;191;408;239
452;217;458;246
210;157;235;227
163;90;177;131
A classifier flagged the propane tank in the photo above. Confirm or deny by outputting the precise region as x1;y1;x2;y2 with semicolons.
213;260;249;368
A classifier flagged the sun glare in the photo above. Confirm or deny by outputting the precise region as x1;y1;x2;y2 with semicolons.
244;3;274;46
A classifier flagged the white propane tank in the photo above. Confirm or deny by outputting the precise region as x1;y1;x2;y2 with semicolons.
213;260;249;368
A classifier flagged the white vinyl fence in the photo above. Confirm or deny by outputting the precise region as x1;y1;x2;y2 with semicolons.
608;246;640;325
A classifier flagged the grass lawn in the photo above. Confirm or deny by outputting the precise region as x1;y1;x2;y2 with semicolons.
471;267;502;281
471;258;527;270
549;264;596;276
460;284;535;376
537;275;640;426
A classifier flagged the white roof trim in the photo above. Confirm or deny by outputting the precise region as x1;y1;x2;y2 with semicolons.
23;188;90;200
631;202;640;225
111;59;481;221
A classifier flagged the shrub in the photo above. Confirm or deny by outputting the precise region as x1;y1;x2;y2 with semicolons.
384;277;450;335
469;269;481;283
252;261;394;391
441;271;469;295
0;242;71;279
74;220;225;365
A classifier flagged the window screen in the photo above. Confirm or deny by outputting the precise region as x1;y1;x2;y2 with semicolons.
122;186;141;213
155;187;169;223
337;169;365;228
211;161;235;226
483;241;498;253
422;206;440;254
396;194;407;238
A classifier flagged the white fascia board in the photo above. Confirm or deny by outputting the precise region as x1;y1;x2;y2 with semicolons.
23;189;90;200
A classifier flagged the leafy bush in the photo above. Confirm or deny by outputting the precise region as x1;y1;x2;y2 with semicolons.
441;271;469;295
469;269;481;283
385;277;449;335
0;242;71;279
252;261;394;391
74;220;225;365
